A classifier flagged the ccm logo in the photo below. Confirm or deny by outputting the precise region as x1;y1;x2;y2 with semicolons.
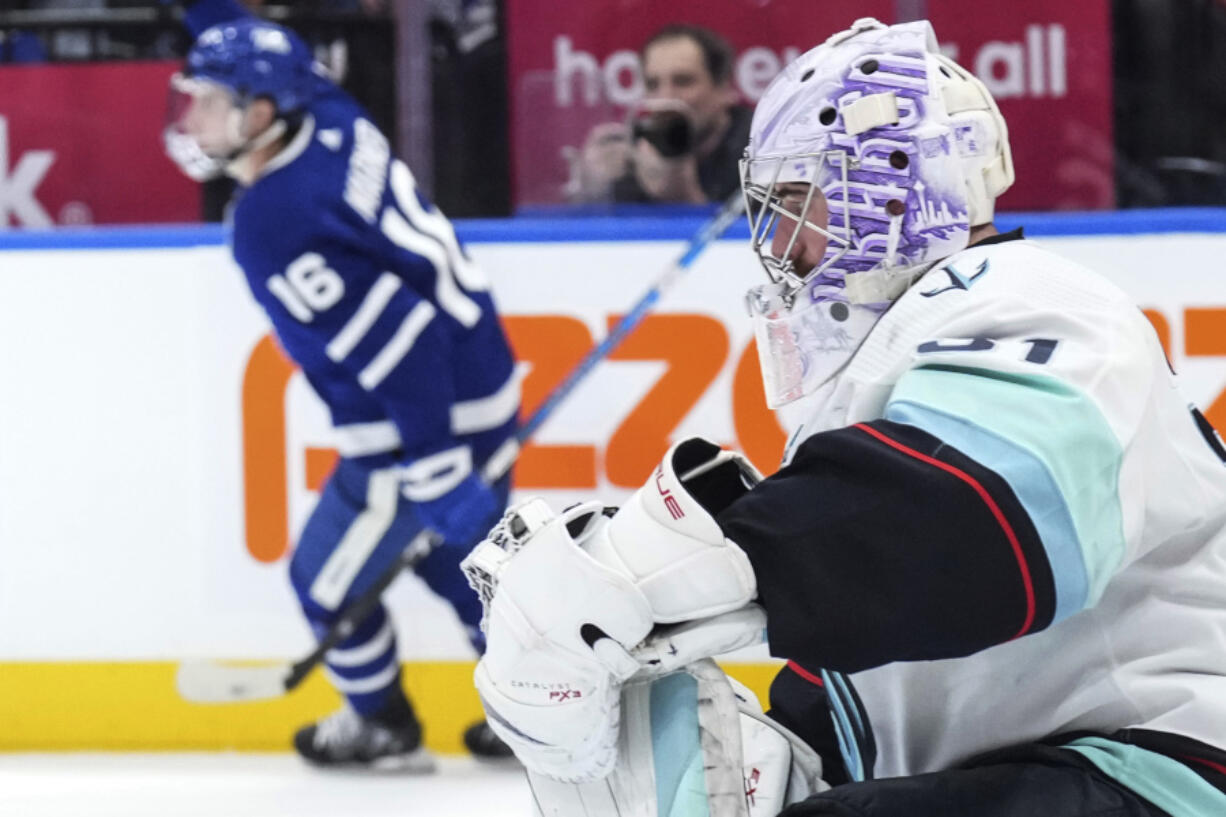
655;464;685;520
548;689;582;702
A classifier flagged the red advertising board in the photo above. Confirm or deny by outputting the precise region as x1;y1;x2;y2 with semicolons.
506;0;1115;211
0;61;199;227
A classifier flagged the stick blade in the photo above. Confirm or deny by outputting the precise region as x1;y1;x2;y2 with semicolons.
175;660;292;703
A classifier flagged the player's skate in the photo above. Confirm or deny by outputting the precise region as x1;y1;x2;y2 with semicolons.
462;720;516;761
293;698;436;772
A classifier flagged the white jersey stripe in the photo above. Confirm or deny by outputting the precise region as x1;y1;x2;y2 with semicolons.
324;661;400;694
309;468;400;610
357;300;436;390
451;371;521;435
333;420;401;457
326;272;403;363
326;619;395;667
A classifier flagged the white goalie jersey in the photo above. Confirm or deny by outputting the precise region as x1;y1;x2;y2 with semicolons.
778;233;1226;783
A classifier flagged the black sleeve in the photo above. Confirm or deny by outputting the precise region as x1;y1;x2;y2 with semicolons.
717;420;1057;674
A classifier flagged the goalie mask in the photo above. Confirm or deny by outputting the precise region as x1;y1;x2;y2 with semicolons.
740;17;1014;407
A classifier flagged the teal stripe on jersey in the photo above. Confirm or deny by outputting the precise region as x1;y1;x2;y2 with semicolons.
1065;737;1226;817
886;400;1089;622
887;365;1127;606
649;672;710;817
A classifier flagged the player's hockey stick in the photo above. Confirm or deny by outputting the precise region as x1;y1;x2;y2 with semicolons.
175;193;747;703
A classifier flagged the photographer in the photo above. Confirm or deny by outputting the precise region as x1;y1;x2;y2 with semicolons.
572;24;751;204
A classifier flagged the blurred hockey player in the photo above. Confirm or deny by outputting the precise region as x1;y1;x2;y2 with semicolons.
463;17;1226;816
164;9;518;768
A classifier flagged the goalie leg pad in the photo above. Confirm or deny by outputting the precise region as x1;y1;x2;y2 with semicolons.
528;660;828;817
731;676;830;814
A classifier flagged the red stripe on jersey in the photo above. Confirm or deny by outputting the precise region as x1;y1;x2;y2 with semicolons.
1183;755;1226;776
853;423;1038;639
786;660;825;687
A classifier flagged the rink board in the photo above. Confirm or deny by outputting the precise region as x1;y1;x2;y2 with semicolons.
0;660;780;754
0;209;1224;750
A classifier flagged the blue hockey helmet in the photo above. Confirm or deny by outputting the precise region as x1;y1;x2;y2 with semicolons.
184;19;323;117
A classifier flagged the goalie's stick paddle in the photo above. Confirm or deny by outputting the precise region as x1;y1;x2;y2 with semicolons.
176;193;747;703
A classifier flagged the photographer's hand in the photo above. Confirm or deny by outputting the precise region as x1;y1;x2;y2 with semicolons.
570;122;633;201
633;139;707;203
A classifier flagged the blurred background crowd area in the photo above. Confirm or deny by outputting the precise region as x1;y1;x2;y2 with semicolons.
0;0;1223;225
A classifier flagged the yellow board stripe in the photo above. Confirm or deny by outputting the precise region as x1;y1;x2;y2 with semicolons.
0;661;783;754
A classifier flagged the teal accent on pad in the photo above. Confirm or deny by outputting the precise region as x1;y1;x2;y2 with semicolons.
821;669;865;782
888;365;1127;605
1065;737;1226;817
650;672;710;817
886;401;1089;622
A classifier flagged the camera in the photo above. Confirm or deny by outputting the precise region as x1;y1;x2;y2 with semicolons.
631;109;694;158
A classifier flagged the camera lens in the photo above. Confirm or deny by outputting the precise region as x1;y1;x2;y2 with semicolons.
633;110;693;158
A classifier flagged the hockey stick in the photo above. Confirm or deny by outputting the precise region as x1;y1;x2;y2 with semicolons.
176;193;747;703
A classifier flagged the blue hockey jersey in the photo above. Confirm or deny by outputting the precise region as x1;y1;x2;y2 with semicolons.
230;87;518;492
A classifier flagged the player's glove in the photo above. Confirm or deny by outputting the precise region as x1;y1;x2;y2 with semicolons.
462;499;653;782
585;436;762;622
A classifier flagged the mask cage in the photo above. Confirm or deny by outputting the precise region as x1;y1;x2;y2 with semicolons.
740;150;857;305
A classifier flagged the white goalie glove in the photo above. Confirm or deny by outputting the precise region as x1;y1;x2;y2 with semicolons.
461;437;767;783
586;437;762;623
462;498;651;781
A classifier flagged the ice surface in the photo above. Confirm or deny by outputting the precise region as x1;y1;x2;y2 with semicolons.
0;754;535;817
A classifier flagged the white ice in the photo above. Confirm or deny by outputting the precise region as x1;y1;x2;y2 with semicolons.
0;754;536;817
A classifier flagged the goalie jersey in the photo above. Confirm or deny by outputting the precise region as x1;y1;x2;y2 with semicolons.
229;87;518;474
719;232;1226;807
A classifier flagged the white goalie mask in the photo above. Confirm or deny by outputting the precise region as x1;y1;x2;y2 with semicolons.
740;17;1014;407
